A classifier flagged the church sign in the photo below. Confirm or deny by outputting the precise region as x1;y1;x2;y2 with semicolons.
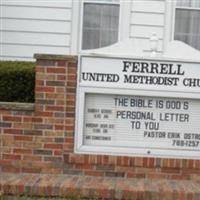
75;55;200;159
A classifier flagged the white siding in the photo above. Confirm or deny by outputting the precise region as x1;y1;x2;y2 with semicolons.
130;25;163;39
0;0;72;8
130;0;166;53
0;0;72;61
2;19;71;33
0;0;168;60
2;6;71;21
2;32;70;46
131;0;165;13
2;44;70;59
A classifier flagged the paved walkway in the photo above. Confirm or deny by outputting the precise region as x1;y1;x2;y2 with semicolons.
1;173;200;200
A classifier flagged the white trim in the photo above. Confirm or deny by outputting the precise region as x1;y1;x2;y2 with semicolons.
75;55;86;152
171;0;177;41
119;0;131;41
163;0;175;52
80;42;200;63
83;0;119;4
176;6;200;11
70;0;81;54
75;87;86;150
78;0;84;53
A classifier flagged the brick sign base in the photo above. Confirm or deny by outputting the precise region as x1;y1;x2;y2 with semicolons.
0;54;200;199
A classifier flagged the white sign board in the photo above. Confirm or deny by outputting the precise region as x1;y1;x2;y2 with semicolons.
75;55;200;159
80;56;200;98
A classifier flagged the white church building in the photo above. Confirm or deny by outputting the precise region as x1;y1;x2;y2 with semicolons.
0;0;199;60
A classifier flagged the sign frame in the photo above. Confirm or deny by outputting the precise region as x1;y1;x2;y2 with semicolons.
75;55;200;159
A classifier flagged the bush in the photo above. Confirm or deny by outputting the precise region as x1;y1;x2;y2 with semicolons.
0;61;35;103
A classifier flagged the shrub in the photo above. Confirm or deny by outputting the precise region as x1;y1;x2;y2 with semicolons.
0;61;35;103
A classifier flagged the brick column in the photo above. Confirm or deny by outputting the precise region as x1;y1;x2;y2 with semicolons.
0;54;78;174
33;54;78;173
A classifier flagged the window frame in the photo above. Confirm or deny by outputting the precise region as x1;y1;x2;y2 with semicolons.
78;0;131;52
171;0;200;50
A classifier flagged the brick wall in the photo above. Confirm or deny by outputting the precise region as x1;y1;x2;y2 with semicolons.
0;54;200;181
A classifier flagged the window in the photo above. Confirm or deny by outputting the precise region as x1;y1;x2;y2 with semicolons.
174;0;200;50
81;0;120;50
